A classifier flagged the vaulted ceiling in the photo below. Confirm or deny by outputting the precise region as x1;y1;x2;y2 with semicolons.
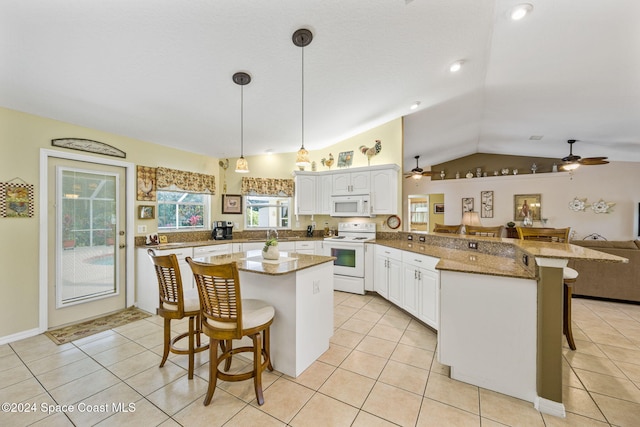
2;1;639;169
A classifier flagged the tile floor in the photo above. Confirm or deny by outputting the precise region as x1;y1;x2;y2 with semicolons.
2;293;640;426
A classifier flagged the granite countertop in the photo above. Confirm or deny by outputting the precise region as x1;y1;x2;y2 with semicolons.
191;250;335;276
143;236;322;250
375;236;628;279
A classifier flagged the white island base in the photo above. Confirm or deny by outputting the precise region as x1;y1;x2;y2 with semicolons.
238;261;334;378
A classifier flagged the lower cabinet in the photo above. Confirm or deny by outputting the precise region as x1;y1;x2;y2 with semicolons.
401;252;440;330
374;246;403;300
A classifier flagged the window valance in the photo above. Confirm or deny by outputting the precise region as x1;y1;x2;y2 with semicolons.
241;177;294;197
156;167;216;194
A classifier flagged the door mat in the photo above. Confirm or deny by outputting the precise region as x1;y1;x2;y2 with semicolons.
45;307;152;345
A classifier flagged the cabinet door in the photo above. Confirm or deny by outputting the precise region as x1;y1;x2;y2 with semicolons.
295;174;316;215
402;264;420;317
419;268;439;330
388;257;403;304
371;168;398;215
350;171;370;194
316;174;333;214
374;254;389;298
332;172;351;195
232;243;243;253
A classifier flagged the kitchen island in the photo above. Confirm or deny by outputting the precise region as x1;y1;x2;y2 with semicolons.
193;250;335;378
375;234;627;417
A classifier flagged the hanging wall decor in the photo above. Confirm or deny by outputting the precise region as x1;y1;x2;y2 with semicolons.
52;138;126;158
568;197;588;212
481;190;494;218
137;165;156;201
590;199;615;214
0;179;34;218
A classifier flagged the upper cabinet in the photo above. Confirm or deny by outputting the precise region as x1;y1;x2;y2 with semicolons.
294;164;399;216
332;170;371;195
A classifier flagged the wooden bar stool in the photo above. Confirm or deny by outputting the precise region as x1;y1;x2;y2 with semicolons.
516;227;578;350
186;257;274;406
465;225;504;237
147;249;209;379
433;223;463;234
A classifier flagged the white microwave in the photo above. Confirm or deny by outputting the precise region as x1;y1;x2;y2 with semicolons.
330;194;372;217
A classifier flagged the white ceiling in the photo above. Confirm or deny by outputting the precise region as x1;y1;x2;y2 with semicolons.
2;0;639;169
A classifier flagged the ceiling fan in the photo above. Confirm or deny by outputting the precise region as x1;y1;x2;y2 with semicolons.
404;155;434;179
561;139;609;171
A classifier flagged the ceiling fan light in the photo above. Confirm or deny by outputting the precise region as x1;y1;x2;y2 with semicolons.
235;156;249;173
411;173;422;180
511;3;533;20
561;162;580;171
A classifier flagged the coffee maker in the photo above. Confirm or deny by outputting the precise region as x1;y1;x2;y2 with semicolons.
212;221;234;240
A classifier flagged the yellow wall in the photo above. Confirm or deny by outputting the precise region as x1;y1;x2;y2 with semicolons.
0;107;403;339
0;107;219;337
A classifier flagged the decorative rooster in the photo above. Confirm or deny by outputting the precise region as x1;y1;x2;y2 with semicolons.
359;139;382;165
321;153;334;169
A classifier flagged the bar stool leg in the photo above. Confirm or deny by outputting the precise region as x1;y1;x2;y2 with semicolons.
563;282;577;350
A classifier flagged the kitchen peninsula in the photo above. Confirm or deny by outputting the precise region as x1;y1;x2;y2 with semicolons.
375;233;627;417
193;250;335;378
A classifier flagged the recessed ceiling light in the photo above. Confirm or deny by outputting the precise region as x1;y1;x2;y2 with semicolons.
449;60;464;73
511;4;533;20
265;148;274;155
410;101;421;110
529;135;544;140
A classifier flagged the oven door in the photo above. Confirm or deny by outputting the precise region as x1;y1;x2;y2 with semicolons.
323;241;364;277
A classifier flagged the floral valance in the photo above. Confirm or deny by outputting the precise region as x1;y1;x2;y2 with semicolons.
241;177;294;197
156;167;216;194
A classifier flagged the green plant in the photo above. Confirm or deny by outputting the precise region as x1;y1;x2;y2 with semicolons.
507;221;516;228
263;237;278;252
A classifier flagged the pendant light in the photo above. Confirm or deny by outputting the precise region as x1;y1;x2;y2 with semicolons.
233;72;251;173
293;28;313;168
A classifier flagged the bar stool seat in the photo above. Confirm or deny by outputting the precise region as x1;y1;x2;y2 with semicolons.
187;257;274;406
147;249;209;379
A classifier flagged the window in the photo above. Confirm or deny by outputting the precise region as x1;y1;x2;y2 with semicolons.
245;196;291;229
157;191;210;230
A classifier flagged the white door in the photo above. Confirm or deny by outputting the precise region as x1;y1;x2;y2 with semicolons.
47;157;127;328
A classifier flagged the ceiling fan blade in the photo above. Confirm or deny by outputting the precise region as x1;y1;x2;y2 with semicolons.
579;158;609;165
421;171;435;176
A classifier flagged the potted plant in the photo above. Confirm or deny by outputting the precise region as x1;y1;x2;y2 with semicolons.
507;221;516;228
262;237;279;260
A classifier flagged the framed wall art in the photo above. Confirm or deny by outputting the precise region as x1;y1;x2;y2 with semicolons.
481;190;494;218
462;197;474;213
337;151;353;168
138;205;155;219
222;194;242;214
514;194;541;221
0;180;34;218
434;203;445;214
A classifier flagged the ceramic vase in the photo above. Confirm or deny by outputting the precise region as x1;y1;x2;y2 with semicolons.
262;245;280;260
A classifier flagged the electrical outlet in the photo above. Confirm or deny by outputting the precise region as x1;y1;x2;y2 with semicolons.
468;241;478;250
137;225;147;233
522;254;529;266
419;236;426;242
407;235;413;241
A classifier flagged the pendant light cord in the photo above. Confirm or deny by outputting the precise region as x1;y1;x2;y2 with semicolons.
240;84;244;157
301;44;305;150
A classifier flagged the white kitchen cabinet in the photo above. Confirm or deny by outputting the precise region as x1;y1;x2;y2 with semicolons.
315;240;324;255
232;243;243;253
278;241;295;252
374;245;403;300
136;246;193;314
371;166;399;215
293;172;316;215
193;244;230;258
364;243;375;291
316;174;333;215
332;170;370;195
243;242;266;252
294;240;315;254
402;252;440;330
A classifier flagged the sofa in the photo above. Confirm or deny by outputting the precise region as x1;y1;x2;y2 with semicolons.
567;240;640;303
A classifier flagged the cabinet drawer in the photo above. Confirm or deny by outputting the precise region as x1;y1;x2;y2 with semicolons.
375;245;403;261
157;247;193;260
402;251;439;271
295;241;315;250
193;244;229;256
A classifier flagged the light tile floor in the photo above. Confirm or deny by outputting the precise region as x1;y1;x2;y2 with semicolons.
2;293;640;426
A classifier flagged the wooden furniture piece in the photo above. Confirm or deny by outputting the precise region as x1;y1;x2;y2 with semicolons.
506;227;518;238
147;249;208;379
465;225;504;237
433;223;463;234
186;258;274;406
516;227;577;350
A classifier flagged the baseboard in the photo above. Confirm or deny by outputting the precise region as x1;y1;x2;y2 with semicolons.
534;396;566;418
573;294;640;306
0;327;43;346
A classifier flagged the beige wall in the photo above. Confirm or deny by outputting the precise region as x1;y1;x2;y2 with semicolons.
0;107;219;338
404;164;640;240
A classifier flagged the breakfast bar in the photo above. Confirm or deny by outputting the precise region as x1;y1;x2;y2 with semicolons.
193;250;335;378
